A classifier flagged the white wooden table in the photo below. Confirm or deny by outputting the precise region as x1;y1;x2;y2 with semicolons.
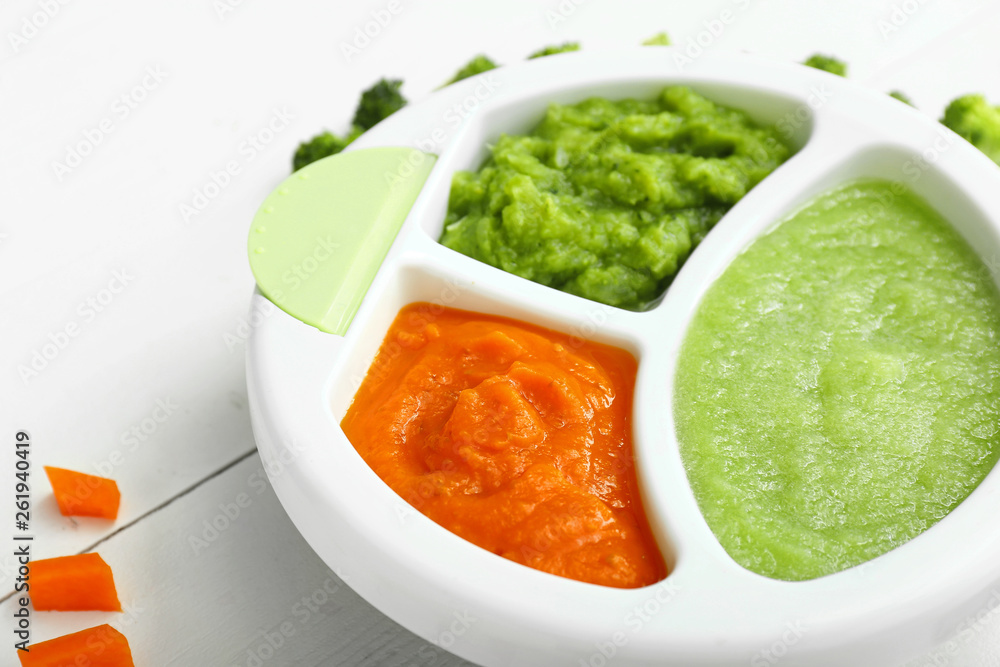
2;1;1000;664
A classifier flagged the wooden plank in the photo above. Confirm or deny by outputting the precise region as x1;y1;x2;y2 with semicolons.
2;455;473;666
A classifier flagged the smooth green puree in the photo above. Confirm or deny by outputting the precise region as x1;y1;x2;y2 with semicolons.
675;179;1000;581
439;87;790;309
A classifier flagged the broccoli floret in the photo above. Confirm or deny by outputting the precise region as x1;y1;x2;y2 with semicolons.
803;54;847;77
642;32;671;46
942;94;1000;165
292;126;362;171
352;78;407;131
528;42;580;59
292;78;406;171
444;55;499;85
888;90;914;106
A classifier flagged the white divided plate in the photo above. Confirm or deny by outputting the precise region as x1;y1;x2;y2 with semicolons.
246;48;1000;666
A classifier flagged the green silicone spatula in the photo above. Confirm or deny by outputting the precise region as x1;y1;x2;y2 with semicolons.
248;147;436;335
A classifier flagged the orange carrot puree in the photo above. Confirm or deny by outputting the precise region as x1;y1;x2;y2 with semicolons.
341;303;666;588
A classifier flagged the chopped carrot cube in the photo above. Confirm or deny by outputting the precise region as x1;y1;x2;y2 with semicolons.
44;466;120;520
18;624;134;667
30;553;121;612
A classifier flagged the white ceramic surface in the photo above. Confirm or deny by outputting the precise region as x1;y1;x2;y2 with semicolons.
247;48;1000;666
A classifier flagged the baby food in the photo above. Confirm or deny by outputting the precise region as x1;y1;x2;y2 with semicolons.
439;86;790;309
342;303;665;588
675;180;1000;580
